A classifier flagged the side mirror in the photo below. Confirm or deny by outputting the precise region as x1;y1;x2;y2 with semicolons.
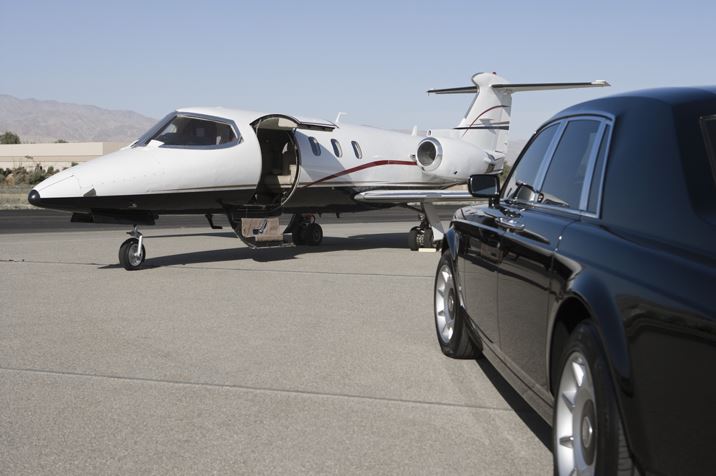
468;174;500;199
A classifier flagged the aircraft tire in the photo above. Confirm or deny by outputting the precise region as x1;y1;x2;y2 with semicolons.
408;227;420;251
118;238;146;271
422;228;434;248
303;223;323;246
292;227;306;245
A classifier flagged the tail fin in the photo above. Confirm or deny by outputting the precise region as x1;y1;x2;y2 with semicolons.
428;72;609;161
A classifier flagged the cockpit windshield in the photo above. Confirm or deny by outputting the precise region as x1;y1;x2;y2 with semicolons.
136;114;238;147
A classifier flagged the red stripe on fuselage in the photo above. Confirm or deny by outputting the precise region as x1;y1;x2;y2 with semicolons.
300;160;417;189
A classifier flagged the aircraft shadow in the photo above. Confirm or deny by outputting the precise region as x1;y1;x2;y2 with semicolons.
475;358;552;450
146;231;238;239
100;232;408;269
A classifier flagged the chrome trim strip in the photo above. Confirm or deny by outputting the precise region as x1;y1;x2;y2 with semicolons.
590;120;615;218
579;122;608;210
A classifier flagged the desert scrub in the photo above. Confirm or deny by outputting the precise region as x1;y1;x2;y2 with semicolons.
1;165;59;186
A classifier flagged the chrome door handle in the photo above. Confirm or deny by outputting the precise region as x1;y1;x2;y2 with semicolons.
495;217;525;231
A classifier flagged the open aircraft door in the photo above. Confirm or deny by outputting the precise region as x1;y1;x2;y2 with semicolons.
231;114;336;248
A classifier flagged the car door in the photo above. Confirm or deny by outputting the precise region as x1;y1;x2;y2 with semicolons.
456;123;561;346
497;117;609;390
454;211;502;344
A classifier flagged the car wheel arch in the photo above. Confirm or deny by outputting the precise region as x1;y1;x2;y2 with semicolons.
441;227;461;262
547;273;645;461
547;281;632;396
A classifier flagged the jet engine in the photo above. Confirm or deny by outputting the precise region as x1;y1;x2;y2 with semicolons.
415;137;494;180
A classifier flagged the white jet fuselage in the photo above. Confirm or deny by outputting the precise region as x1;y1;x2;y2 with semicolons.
29;107;483;215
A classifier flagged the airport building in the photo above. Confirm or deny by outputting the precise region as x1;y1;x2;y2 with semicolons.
0;142;126;170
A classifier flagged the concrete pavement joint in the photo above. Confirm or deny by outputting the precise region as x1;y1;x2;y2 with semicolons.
0;258;434;279
0;366;522;415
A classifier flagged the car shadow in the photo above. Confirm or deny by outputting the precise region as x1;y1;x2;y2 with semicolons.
475;358;553;450
100;232;411;269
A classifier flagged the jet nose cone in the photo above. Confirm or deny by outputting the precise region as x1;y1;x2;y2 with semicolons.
28;189;42;206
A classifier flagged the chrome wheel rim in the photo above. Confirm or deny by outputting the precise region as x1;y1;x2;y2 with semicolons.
435;264;456;344
555;351;597;476
128;243;143;267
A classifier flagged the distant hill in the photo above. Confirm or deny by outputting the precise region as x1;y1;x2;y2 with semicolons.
0;94;156;143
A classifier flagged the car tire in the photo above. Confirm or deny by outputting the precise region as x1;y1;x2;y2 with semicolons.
434;252;477;359
552;322;636;475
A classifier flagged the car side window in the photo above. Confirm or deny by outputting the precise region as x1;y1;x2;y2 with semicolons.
503;124;559;202
540;120;601;210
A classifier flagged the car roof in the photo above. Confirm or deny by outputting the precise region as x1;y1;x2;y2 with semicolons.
548;86;716;122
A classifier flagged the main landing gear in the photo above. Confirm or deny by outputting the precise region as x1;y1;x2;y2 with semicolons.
228;213;324;249
118;225;146;271
288;214;323;246
407;203;444;251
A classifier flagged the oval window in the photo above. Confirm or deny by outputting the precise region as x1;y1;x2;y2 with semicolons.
351;141;363;159
331;138;343;157
309;137;321;156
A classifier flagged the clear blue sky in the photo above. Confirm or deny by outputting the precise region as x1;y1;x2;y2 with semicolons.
1;0;714;139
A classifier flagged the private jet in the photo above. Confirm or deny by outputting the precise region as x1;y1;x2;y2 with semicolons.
28;72;608;269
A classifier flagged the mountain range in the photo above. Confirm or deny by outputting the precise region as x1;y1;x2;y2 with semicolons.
0;94;156;143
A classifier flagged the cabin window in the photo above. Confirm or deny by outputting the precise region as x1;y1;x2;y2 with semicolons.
309;137;321;156
352;141;363;159
331;139;343;157
150;115;237;147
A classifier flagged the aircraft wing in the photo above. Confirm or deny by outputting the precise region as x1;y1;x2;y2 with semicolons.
353;189;475;203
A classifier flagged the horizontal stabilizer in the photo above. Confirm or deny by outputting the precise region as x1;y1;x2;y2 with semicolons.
354;189;474;204
492;80;610;92
427;86;478;95
427;80;609;95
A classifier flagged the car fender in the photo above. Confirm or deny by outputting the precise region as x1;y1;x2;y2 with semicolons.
550;270;632;392
442;225;461;262
548;268;648;467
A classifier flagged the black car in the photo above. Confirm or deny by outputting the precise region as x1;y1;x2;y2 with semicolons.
434;87;716;475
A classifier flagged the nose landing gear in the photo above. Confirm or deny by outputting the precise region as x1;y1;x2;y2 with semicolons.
118;225;146;270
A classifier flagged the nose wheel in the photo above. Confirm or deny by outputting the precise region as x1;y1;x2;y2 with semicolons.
118;225;146;270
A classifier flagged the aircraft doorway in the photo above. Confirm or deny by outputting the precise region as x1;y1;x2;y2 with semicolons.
251;116;302;208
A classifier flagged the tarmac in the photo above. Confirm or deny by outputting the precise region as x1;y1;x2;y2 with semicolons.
0;220;552;475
